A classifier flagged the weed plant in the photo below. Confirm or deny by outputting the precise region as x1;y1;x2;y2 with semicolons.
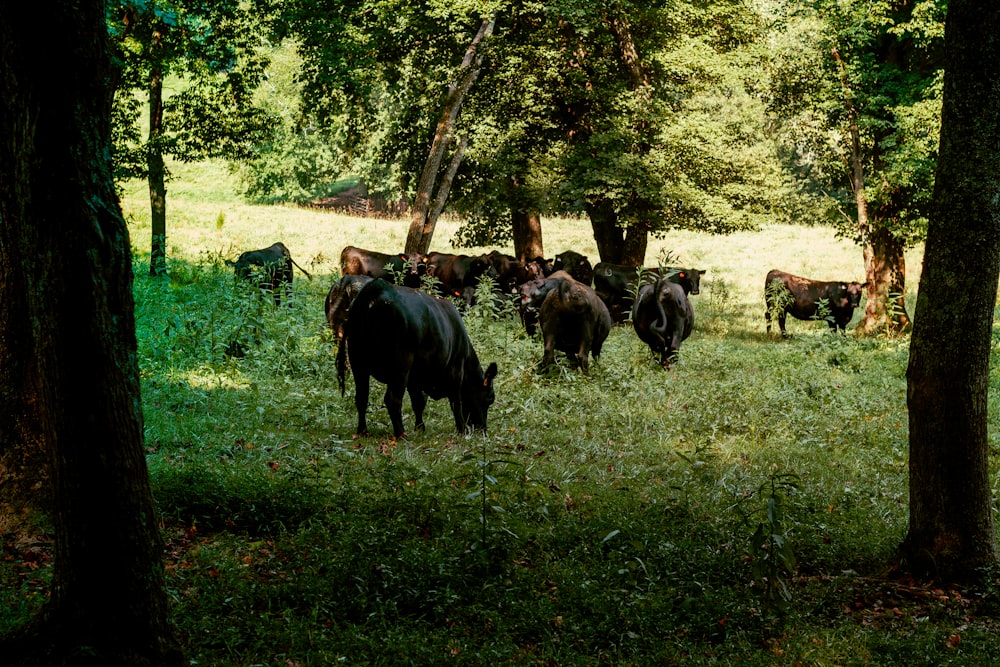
5;161;1000;665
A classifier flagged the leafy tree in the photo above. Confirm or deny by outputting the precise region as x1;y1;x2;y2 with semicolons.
905;0;999;579
767;0;945;334
0;2;182;664
109;0;276;276
281;1;786;263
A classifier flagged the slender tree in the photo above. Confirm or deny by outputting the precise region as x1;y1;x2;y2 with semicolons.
110;0;275;276
904;0;1000;579
0;2;182;664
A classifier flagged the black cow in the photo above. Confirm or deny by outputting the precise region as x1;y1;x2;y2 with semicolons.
538;275;612;372
593;262;705;323
227;242;312;305
632;277;694;368
340;245;425;287
425;251;498;297
485;250;547;293
551;250;594;286
764;269;866;336
517;270;575;335
324;274;374;343
336;279;498;438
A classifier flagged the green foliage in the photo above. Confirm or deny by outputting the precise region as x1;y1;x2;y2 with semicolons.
109;0;278;180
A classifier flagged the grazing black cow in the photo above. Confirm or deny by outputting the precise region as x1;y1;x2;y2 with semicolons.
517;270;575;335
764;269;865;336
336;279;498;438
425;251;498;296
227;242;311;305
340;245;425;287
538;275;612;372
552;250;594;286
632;277;694;368
324;274;374;343
593;262;705;323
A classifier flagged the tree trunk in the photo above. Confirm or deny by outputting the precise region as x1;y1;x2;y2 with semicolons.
417;134;468;255
512;209;544;261
0;3;183;665
587;198;647;265
904;0;1000;581
855;223;911;335
148;51;167;277
405;18;494;255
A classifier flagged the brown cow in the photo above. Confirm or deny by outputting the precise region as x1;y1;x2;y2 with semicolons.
764;269;865;336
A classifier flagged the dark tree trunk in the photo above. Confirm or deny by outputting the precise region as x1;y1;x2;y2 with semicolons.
856;224;911;335
904;0;1000;580
0;3;183;665
512;208;544;261
586;198;647;265
148;56;167;277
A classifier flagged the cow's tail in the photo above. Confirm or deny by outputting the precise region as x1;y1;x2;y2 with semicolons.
336;334;349;396
650;279;670;338
291;257;313;281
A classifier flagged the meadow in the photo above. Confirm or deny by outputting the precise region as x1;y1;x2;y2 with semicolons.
7;159;1000;666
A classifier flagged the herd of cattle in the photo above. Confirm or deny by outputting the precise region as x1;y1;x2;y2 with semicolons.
228;242;866;438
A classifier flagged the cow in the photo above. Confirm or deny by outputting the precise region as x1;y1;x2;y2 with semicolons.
517;270;575;335
324;274;374;343
593;262;705;323
227;242;312;305
764;269;866;336
424;251;498;297
551;250;594;286
340;245;425;288
632;277;694;368
336;278;498;438
537;275;612;373
485;250;547;293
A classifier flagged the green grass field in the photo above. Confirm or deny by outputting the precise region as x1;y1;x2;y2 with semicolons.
6;160;1000;666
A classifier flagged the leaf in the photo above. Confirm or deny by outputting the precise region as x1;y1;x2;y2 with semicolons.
602;529;621;543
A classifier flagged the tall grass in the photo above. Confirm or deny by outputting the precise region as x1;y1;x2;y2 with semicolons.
7;159;1000;665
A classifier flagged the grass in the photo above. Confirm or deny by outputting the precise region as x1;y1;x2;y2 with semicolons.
5;159;1000;665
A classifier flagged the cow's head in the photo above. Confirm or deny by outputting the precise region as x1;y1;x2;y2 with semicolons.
463;362;498;432
841;281;865;308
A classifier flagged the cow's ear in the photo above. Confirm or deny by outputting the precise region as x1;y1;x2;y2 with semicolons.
483;362;498;386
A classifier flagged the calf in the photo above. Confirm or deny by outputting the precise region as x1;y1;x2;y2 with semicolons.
486;250;547;293
632;277;694;368
227;242;311;305
425;251;498;296
517;270;574;335
538;275;612;372
593;262;704;323
764;269;865;336
336;279;498;438
551;250;594;286
324;274;374;343
340;245;425;287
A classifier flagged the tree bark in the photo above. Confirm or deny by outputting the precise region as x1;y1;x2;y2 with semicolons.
418;134;468;255
512;209;544;261
405;18;494;255
587;198;647;265
904;0;1000;580
0;3;183;664
855;224;911;335
148;48;167;277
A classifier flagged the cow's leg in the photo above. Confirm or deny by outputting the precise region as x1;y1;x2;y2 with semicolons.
577;337;591;373
778;311;788;337
449;397;467;434
409;385;428;431
353;372;371;436
383;383;407;438
764;306;772;334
